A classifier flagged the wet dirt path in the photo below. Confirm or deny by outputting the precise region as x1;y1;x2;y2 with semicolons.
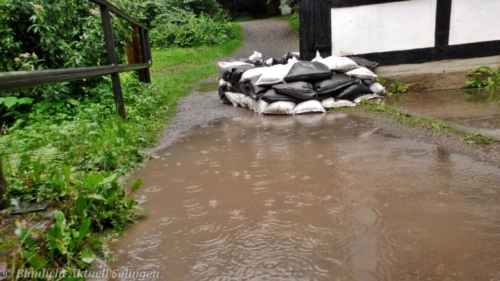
109;114;500;280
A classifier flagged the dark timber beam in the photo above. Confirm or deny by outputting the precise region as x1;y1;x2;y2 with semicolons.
300;0;332;60
100;4;126;121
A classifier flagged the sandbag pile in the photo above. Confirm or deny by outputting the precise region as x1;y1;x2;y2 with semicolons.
217;51;386;115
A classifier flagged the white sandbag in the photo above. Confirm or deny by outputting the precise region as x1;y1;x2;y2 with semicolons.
354;94;381;104
224;92;240;107
219;79;227;87
345;67;377;80
234;93;249;108
369;82;386;95
239;67;268;83
246;96;257;112
262;101;296;115
256;99;269;114
256;64;287;86
256;58;297;86
321;98;356;109
265;58;274;66
293;100;326;115
249;51;262;62
318;56;358;72
311;51;323;62
217;61;253;80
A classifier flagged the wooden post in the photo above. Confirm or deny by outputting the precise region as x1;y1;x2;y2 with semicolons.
139;28;152;83
299;0;332;60
0;162;9;210
127;26;150;83
100;4;127;121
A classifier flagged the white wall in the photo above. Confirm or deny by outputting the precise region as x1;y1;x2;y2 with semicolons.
281;0;292;15
331;0;437;56
449;0;500;45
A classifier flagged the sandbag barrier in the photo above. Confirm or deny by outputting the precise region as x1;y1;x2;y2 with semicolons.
217;51;386;115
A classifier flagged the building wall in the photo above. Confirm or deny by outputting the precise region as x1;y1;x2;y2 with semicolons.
331;0;436;56
326;0;500;63
449;0;500;45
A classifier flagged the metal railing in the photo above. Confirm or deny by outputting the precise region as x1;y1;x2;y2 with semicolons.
0;0;153;120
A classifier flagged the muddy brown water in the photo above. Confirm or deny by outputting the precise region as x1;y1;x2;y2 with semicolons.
109;113;500;281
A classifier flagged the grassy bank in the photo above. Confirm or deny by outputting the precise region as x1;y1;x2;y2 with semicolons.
346;100;497;145
151;24;243;120
283;14;299;33
0;24;243;277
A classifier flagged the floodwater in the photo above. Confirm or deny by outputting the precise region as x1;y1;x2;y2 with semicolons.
109;113;500;281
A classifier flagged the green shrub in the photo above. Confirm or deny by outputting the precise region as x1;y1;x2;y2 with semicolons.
150;9;234;49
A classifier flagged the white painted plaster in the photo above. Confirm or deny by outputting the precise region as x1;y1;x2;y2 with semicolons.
331;0;437;56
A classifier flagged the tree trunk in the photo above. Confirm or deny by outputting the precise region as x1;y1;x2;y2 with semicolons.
0;162;9;210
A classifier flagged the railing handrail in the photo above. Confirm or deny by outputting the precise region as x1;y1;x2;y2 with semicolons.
90;0;146;29
0;0;152;120
0;64;150;92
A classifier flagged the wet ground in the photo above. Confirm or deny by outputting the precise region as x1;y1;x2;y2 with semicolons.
109;113;500;281
389;89;500;139
149;17;298;154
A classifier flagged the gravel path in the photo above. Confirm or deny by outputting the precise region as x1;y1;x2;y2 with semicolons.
232;18;299;60
148;18;298;154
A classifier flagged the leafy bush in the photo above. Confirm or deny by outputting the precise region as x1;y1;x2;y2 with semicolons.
1;73;166;273
146;1;235;49
0;0;139;124
464;66;500;92
150;10;234;48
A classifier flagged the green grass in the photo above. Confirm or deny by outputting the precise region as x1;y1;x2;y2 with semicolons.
151;24;243;119
282;14;299;33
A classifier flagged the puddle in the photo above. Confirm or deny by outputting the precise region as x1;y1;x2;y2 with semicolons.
108;113;500;280
387;90;500;137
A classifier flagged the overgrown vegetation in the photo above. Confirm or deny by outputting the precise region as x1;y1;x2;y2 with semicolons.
377;78;409;96
143;0;235;48
0;0;243;277
463;66;500;91
463;65;500;103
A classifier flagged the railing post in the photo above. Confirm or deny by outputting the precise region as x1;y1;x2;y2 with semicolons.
139;27;152;83
100;4;127;121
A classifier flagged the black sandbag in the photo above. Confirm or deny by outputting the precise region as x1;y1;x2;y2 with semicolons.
362;79;376;87
229;65;256;85
248;75;269;97
282;52;300;61
261;89;302;104
272;81;317;100
265;58;279;66
348;57;379;71
284;61;331;83
239;81;253;97
253;59;265;67
334;81;373;100
218;86;231;105
313;95;334;101
314;74;358;95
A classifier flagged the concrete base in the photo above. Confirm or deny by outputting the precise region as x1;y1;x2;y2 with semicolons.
375;55;500;91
